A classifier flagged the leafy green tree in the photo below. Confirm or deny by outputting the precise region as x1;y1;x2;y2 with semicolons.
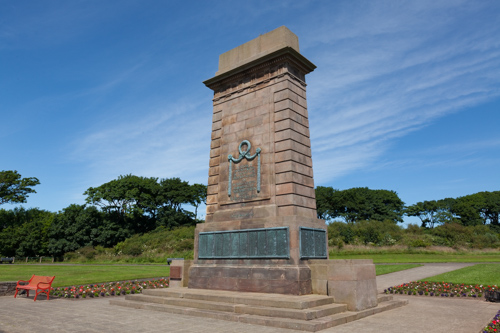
319;187;404;223
315;186;340;221
47;204;130;256
0;207;21;229
157;177;193;212
84;175;205;230
190;183;207;219
15;210;54;257
0;207;54;256
475;191;500;225
0;170;40;205
405;199;454;228
451;191;500;226
84;175;158;215
452;195;484;226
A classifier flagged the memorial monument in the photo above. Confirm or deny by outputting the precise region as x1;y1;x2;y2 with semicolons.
188;26;328;295
112;28;407;330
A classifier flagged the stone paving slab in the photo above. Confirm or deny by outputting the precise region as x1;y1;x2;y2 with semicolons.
329;294;500;333
1;293;498;333
0;296;290;333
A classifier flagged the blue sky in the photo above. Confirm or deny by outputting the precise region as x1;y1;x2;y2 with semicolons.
2;1;499;225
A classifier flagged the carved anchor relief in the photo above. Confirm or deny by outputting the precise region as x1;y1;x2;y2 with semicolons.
228;140;261;198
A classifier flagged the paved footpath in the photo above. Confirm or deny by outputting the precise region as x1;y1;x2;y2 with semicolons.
376;262;477;292
1;263;499;333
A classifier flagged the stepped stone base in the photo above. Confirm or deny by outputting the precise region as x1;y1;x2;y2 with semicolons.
110;288;408;332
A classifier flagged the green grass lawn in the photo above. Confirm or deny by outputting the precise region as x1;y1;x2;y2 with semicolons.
375;264;422;275
0;262;422;288
330;253;500;263
0;265;170;287
2;261;495;289
422;264;500;286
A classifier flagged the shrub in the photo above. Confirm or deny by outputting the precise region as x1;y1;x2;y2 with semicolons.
109;225;196;259
328;220;404;246
64;251;80;261
122;244;143;256
407;238;431;248
174;239;194;252
94;245;105;254
471;233;500;249
430;223;471;247
406;224;424;235
79;246;97;260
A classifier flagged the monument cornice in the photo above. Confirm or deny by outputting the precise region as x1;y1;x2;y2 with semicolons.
203;46;316;91
211;71;305;103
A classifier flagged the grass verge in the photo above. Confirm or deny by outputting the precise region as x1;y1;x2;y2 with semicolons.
422;264;500;286
0;265;170;287
330;252;500;263
375;264;422;275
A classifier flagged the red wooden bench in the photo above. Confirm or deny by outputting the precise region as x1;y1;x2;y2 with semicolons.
14;275;55;301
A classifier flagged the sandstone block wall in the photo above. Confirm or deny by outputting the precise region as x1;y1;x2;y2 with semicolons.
205;58;318;224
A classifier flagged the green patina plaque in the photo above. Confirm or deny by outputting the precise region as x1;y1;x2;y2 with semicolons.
299;227;327;259
198;227;289;259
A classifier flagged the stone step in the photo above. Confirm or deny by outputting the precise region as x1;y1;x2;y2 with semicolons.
111;292;409;332
142;288;334;309
125;294;237;312
111;299;408;332
110;299;337;331
235;302;347;320
110;299;239;322
377;294;394;303
127;293;347;320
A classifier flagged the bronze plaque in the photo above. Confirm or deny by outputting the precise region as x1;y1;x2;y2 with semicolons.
230;163;258;201
198;227;290;259
170;266;182;280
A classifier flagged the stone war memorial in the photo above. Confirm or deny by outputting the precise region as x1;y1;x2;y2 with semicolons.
112;26;407;331
189;25;326;295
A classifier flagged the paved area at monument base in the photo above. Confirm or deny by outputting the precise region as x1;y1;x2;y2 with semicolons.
1;292;498;333
1;264;499;333
109;287;405;331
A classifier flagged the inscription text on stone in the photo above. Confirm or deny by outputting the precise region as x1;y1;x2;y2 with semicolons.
231;164;257;201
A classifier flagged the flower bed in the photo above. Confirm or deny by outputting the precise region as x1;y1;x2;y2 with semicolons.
384;281;498;299
50;278;168;299
483;310;500;332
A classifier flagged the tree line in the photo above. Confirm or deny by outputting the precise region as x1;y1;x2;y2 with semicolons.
0;171;206;257
1;170;499;257
316;186;500;249
316;186;500;227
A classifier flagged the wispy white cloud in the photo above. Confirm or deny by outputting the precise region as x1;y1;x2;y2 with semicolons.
71;96;211;188
305;1;500;185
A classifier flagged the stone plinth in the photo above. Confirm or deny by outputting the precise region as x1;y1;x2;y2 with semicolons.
189;26;326;295
308;259;378;311
189;264;312;295
169;260;192;288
